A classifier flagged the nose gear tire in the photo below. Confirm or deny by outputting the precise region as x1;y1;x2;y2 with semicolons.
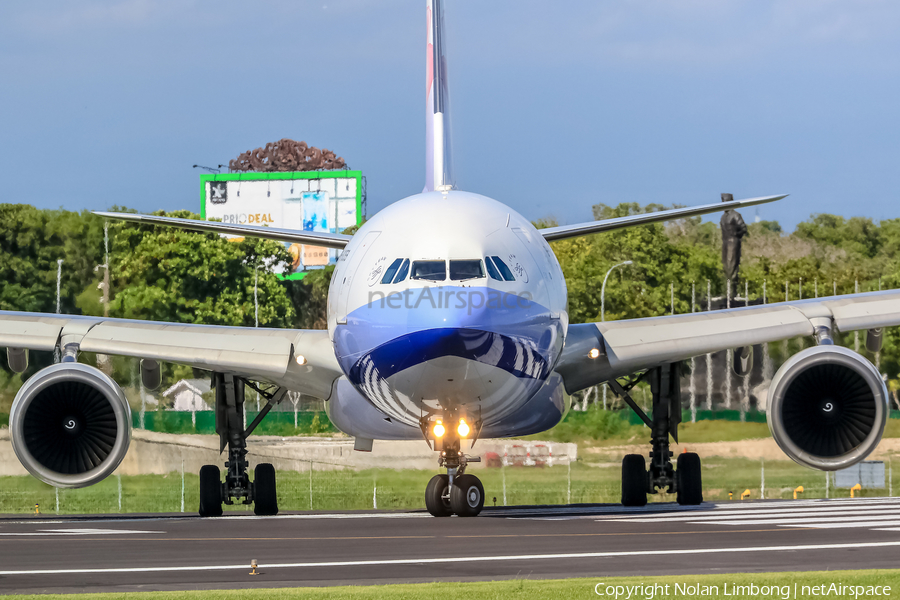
621;454;648;507
450;474;484;517
425;474;453;517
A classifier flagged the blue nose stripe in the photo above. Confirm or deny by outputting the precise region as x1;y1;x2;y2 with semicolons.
341;286;553;353
347;328;550;386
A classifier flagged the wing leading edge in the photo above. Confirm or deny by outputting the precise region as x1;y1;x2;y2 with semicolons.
0;311;343;400
94;211;352;250
540;194;787;242
556;289;900;395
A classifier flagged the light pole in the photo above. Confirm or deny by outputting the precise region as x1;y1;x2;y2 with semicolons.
600;260;632;412
601;260;633;322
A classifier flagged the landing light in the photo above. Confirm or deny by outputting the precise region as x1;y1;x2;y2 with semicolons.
589;348;600;359
433;420;445;438
295;355;307;366
457;419;470;437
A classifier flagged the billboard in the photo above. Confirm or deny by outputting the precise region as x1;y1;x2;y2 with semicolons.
200;171;363;279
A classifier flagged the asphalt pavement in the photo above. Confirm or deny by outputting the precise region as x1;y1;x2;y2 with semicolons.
1;497;899;594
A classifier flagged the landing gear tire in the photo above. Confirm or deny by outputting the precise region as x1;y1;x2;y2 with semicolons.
253;463;279;516
425;474;453;517
676;452;703;505
199;465;223;517
621;454;648;507
451;474;484;517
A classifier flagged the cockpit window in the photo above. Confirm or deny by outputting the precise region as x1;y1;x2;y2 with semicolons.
490;256;516;281
449;259;484;281
485;257;502;281
393;259;410;283
380;258;404;284
411;260;446;281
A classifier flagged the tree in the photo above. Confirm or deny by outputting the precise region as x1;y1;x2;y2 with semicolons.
0;205;103;314
285;266;333;330
108;210;296;328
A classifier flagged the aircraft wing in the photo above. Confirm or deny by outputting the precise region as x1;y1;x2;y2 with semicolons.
0;311;342;400
555;289;900;394
94;211;352;250
539;194;786;241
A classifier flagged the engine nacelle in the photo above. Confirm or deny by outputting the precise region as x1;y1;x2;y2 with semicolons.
768;346;888;471
10;363;131;488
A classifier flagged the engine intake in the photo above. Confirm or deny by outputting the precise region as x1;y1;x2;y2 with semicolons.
10;363;131;488
768;345;888;471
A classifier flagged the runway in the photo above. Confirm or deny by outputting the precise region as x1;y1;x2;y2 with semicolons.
2;497;900;594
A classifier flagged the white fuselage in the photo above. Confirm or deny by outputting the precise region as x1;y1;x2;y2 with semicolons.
326;190;570;433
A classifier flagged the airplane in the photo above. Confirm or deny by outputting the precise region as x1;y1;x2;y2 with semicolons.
2;0;897;518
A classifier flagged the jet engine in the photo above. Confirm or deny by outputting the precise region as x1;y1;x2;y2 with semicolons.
768;345;888;471
9;363;131;488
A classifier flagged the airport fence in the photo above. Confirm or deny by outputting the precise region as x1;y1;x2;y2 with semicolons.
2;454;897;516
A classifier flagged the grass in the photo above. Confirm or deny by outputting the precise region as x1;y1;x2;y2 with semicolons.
677;419;771;443
530;406;900;449
526;407;775;447
3;570;899;599
4;452;898;515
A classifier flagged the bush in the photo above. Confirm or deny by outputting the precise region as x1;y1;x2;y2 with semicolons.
537;406;639;443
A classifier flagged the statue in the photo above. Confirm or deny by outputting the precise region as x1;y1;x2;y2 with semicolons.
229;139;346;172
720;193;747;283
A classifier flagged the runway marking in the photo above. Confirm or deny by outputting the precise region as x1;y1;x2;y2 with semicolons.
0;529;163;536
0;535;437;542
499;499;900;520
705;516;900;526
0;527;806;543
598;507;900;522
2;539;900;576
443;527;806;538
595;498;900;530
771;521;900;529
0;513;431;526
1;498;896;526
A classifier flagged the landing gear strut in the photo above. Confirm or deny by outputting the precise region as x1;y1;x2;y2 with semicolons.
198;374;284;517
424;419;484;517
611;362;703;507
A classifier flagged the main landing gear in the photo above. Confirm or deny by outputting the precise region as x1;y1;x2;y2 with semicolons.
423;417;484;517
610;362;703;507
198;373;285;517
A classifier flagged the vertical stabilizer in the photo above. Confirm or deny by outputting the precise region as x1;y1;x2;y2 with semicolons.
425;0;454;191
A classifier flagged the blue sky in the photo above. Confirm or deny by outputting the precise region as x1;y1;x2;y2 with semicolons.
1;1;898;231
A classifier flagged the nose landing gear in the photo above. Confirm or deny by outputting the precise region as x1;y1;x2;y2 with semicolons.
424;428;484;517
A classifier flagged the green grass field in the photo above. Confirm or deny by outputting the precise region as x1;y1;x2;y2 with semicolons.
4;570;899;599
0;414;896;515
4;453;896;515
527;406;900;448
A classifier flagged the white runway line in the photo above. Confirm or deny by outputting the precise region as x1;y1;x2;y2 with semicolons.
2;540;900;576
0;529;163;536
0;513;431;527
600;499;900;518
594;498;900;530
667;515;900;527
775;521;900;529
598;507;900;523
